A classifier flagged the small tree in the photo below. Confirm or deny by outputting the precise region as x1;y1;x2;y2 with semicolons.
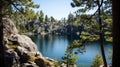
61;49;78;67
91;53;103;67
50;16;56;23
39;11;44;23
45;15;49;23
67;13;75;23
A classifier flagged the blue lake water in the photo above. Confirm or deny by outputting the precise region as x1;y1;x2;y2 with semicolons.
29;35;112;67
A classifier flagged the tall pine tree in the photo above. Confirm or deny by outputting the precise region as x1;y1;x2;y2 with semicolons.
71;0;112;67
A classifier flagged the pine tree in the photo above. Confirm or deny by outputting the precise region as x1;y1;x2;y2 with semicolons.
39;11;44;23
70;0;112;67
45;15;49;23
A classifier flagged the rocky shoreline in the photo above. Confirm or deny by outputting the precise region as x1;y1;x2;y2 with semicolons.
1;18;78;67
2;18;56;67
25;20;84;36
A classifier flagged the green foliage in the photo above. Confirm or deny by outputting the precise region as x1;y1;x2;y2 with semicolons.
25;7;36;20
105;31;111;35
39;11;44;23
61;38;87;66
69;0;112;56
108;49;112;54
105;36;112;42
1;0;41;33
62;51;78;66
54;61;60;67
71;0;98;13
8;41;18;49
108;49;112;60
50;16;56;23
45;15;49;22
91;53;103;67
19;23;27;34
28;55;37;62
65;2;112;67
68;39;86;53
71;0;112;34
2;0;39;17
71;0;111;14
8;45;17;49
67;13;75;23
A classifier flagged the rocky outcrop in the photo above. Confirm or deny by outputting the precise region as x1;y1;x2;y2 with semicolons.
26;20;84;35
3;18;18;37
51;24;84;35
9;34;38;52
21;61;39;67
4;49;20;67
2;18;55;67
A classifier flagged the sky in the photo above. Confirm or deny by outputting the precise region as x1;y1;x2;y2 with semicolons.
34;0;80;20
34;0;95;20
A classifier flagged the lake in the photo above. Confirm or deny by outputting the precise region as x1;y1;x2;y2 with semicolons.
29;35;112;67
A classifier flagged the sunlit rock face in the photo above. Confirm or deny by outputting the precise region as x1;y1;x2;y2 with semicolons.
9;34;38;52
2;18;54;67
3;18;18;37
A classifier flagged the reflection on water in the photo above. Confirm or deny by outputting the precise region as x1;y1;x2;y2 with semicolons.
29;35;112;67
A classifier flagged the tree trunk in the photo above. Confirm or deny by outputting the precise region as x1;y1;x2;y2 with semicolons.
112;0;120;67
98;0;107;67
0;3;4;67
98;7;107;67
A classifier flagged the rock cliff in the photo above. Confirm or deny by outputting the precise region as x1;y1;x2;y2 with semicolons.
2;18;55;67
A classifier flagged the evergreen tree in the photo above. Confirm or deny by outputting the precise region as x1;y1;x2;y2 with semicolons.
50;16;56;23
91;53;103;67
70;0;112;67
39;11;44;23
67;13;75;23
45;15;49;23
62;49;78;67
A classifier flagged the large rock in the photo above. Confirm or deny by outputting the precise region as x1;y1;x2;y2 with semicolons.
34;58;52;67
8;34;38;52
21;62;39;67
15;46;43;63
2;18;54;67
3;18;18;37
4;49;20;67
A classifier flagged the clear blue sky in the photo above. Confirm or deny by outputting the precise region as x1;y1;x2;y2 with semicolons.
34;0;79;20
34;0;95;20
